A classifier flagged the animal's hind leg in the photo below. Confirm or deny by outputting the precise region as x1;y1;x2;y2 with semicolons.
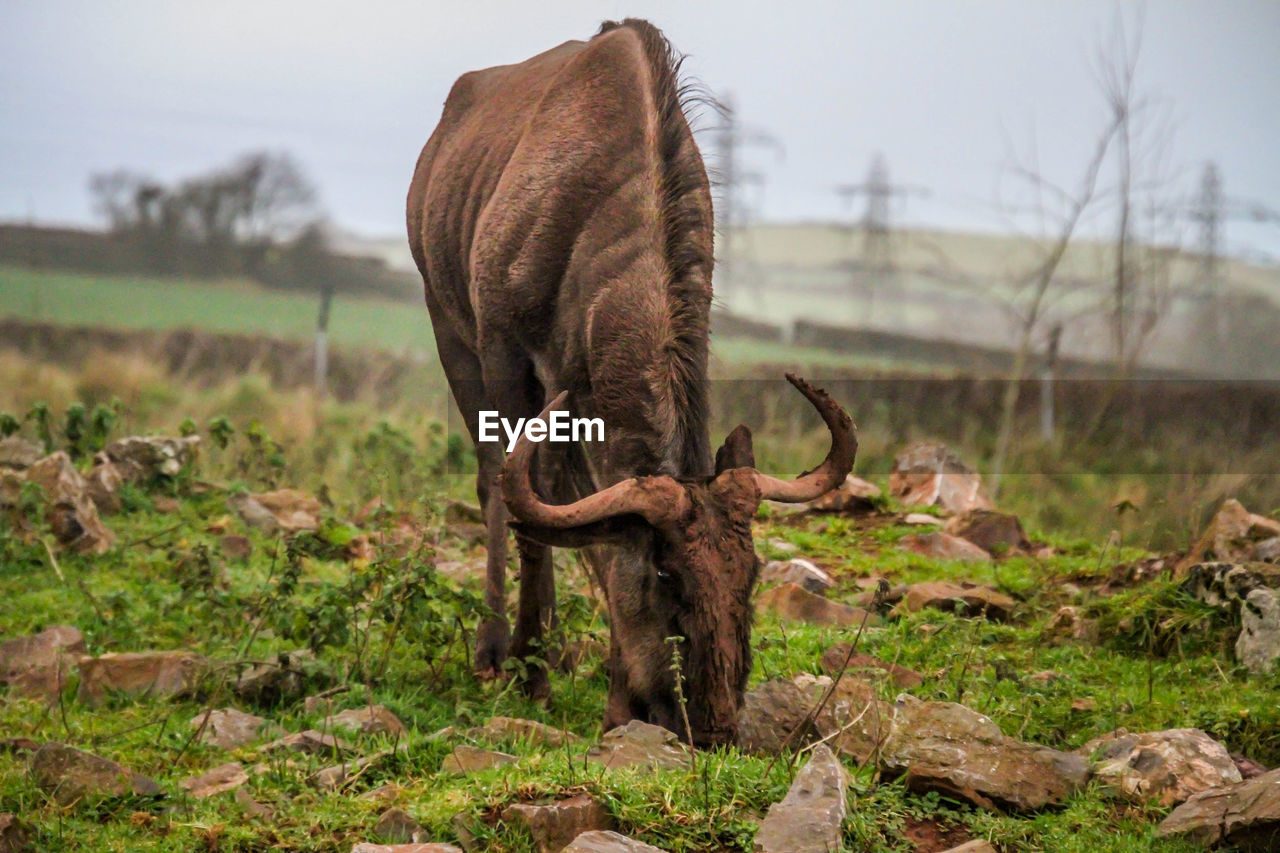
423;297;511;679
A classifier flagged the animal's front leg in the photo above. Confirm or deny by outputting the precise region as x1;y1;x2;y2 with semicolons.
510;532;555;699
472;337;545;681
602;637;635;731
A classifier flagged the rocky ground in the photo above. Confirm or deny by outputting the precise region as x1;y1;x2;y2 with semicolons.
0;432;1278;851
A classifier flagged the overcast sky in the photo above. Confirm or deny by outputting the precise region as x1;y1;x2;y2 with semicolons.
3;1;1278;260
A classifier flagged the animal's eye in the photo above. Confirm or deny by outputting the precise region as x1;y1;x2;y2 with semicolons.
656;569;672;582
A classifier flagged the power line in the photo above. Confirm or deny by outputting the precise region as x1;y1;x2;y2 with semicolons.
1187;160;1280;301
712;92;782;307
834;152;929;321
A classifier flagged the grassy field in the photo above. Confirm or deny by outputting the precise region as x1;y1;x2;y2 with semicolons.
0;266;438;355
0;364;1277;851
1;265;908;374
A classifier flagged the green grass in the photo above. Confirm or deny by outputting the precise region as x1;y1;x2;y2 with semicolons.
1;392;1273;851
1;265;437;354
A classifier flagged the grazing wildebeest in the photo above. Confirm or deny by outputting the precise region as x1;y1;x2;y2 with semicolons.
407;18;856;746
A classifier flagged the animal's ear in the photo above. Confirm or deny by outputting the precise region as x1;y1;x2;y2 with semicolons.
509;517;643;548
714;424;755;474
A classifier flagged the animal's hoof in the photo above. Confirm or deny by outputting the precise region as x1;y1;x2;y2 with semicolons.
474;619;510;677
519;669;551;702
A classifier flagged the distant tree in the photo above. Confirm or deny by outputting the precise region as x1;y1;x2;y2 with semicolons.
229;151;318;246
88;150;321;278
1092;8;1183;373
986;104;1122;497
88;170;167;234
985;8;1183;496
88;170;144;231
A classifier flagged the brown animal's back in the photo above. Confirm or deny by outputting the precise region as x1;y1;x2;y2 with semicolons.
407;20;713;479
407;28;655;345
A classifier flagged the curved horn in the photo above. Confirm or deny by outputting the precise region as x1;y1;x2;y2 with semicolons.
749;373;858;503
499;392;690;529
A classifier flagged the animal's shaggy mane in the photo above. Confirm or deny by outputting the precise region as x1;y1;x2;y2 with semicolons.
595;18;717;474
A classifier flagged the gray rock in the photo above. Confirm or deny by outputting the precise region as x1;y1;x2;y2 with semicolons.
760;558;834;594
360;783;403;804
736;678;822;756
103;435;199;482
0;625;85;701
502;796;614;853
899;532;990;562
563;830;669;852
1176;499;1280;575
889;442;992;515
1255;536;1280;563
1156;767;1280;851
325;705;408;738
374;808;427;843
83;454;124;515
0;436;42;470
766;538;799;554
189;707;276;750
944;509;1030;555
227;488;321;534
808;676;892;765
179;762;248;798
0;664;70;703
1185;561;1280;609
350;840;465;845
738;675;891;765
23;452;114;554
900;581;1015;621
756;583;879;628
0;622;86;676
262;730;350;756
311;748;400;791
754;744;849;852
585;721;690;771
1181;562;1280;674
880;695;1088;811
29;742;161;805
77;651;206;706
1078;728;1242;806
440;745;516;775
940;843;997;853
466;716;582;749
1238;587;1280;674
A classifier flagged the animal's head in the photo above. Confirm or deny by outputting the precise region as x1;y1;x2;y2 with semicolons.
501;374;856;747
